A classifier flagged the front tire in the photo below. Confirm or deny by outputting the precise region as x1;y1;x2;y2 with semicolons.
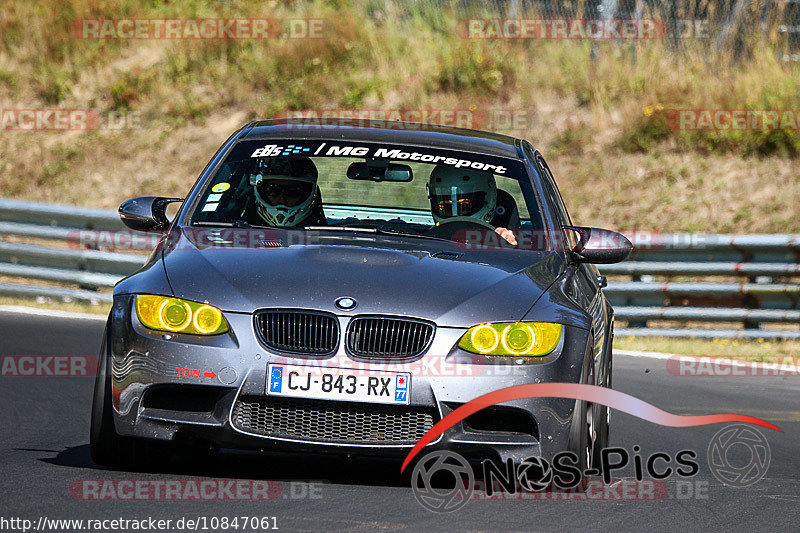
90;329;138;467
592;347;611;461
565;342;595;490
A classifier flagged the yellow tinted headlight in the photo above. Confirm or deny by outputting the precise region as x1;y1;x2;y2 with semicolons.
135;295;229;335
458;322;562;356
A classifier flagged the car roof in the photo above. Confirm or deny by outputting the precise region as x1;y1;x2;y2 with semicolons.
239;119;525;159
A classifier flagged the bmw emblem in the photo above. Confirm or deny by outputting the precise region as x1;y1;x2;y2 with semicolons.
335;297;357;310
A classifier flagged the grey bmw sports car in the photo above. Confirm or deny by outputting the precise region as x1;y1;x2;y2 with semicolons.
90;120;632;473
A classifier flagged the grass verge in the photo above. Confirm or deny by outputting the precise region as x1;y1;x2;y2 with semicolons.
0;296;110;316
615;335;800;361
1;1;799;232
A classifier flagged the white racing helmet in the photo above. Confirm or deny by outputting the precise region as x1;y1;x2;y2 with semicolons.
251;157;318;227
428;165;497;224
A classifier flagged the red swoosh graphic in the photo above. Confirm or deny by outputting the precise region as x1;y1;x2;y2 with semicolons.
400;383;781;473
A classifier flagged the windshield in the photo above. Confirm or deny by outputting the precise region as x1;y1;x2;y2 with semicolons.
188;139;546;245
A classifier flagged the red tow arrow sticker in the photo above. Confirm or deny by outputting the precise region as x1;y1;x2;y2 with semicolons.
176;367;217;380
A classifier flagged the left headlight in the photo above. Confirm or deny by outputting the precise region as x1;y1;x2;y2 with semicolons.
458;322;562;357
135;294;229;335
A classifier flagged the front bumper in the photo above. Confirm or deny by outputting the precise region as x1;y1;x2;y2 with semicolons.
108;295;592;463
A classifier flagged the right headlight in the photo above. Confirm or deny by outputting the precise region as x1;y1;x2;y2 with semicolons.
135;294;229;335
458;322;562;357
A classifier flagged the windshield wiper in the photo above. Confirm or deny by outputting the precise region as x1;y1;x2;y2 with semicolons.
303;225;377;233
193;223;451;242
373;226;452;242
192;221;234;227
303;225;451;243
192;220;272;229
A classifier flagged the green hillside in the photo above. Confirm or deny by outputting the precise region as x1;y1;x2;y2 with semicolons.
1;0;798;232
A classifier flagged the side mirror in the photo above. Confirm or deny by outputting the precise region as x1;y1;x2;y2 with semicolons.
565;226;632;264
119;196;183;232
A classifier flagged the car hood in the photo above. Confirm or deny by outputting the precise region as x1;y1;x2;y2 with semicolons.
159;228;565;326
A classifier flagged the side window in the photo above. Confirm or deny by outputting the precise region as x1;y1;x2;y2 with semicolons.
530;149;578;250
538;156;573;226
494;175;531;224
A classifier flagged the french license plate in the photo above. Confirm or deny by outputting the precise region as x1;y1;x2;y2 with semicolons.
267;364;411;405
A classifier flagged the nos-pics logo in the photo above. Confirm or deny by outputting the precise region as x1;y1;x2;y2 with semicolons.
411;424;771;512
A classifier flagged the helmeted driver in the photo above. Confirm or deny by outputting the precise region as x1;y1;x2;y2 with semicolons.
250;157;326;227
427;165;517;245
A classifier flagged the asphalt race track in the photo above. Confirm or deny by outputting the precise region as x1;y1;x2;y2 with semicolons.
1;309;798;532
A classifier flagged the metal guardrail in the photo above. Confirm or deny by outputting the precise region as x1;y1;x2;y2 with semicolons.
0;199;126;231
0;198;798;338
0;199;134;305
609;234;800;338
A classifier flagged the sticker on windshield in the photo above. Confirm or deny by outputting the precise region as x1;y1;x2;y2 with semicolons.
249;142;507;174
251;144;312;158
211;182;230;193
202;203;219;212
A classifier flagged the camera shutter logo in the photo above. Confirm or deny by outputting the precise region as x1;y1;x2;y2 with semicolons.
516;456;553;492
411;451;474;512
707;424;771;488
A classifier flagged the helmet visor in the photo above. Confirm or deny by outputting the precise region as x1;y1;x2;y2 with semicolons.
256;179;314;207
431;191;487;219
